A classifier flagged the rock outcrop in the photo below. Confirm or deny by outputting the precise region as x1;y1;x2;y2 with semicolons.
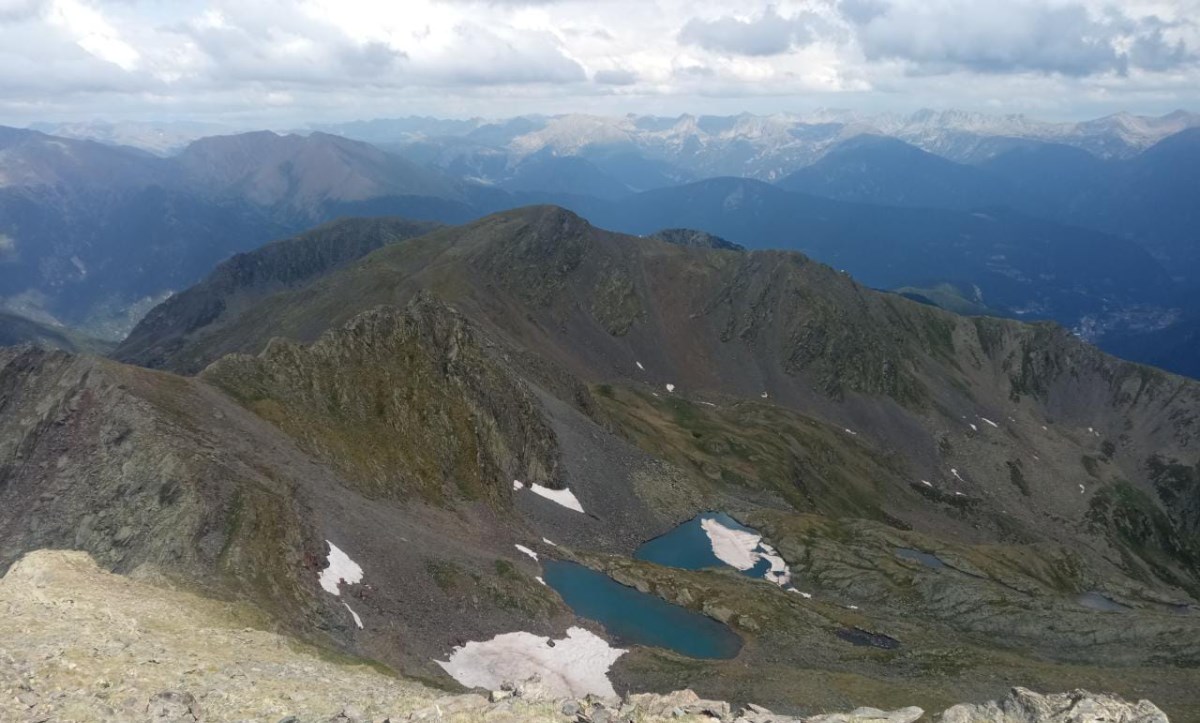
940;687;1169;723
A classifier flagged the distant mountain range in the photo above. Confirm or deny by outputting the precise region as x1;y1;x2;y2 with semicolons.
2;109;1198;379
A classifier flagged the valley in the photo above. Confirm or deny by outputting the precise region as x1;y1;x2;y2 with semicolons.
3;206;1198;719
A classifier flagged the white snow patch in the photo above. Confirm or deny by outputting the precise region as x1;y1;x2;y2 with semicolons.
788;588;813;599
844;428;858;436
980;417;999;428
318;542;363;596
954;491;966;497
513;479;525;490
437;627;626;699
636;361;644;370
950;468;965;482
528;483;586;513
700;517;792;587
969;423;978;432
698;401;717;407
1042;425;1048;431
1079;484;1086;494
920;479;933;487
535;576;546;586
343;602;363;629
760;392;769;399
542;537;558;547
515;544;539;561
665;383;675;393
847;605;859;610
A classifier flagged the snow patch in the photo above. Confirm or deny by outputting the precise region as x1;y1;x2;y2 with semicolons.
969;423;978;432
515;544;538;561
788;588;813;599
437;627;626;699
513;479;525;490
318;541;363;596
700;517;791;587
844;428;858;436
535;576;546;586
980;417;999;428
528;483;586;513
665;383;675;393
1079;484;1086;494
636;361;644;370
950;468;965;482
920;479;933;487
542;537;558;547
760;392;769;399
343;602;363;629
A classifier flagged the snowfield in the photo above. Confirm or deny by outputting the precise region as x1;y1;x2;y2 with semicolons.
527;483;586;513
701;517;792;587
437;627;626;698
318;541;363;596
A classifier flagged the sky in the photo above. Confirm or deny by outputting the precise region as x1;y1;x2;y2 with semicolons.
0;0;1197;125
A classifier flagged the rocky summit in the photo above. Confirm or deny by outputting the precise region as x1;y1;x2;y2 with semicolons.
2;207;1197;720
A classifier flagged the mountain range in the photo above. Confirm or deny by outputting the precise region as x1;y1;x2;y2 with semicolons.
4;205;1199;717
1;109;1198;382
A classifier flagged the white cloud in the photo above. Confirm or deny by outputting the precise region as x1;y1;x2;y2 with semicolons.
0;0;1194;123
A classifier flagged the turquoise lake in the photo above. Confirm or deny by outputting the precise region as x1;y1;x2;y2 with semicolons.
541;559;743;660
634;512;772;578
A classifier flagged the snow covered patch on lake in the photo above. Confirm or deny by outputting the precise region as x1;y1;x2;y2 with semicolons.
343;602;363;629
528;483;586;513
437;627;626;699
319;541;363;596
515;544;539;561
701;517;792;587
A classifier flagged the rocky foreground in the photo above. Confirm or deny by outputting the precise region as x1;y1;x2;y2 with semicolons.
0;551;1170;723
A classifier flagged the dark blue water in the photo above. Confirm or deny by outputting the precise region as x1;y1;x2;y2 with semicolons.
635;512;772;578
894;547;946;569
541;560;743;660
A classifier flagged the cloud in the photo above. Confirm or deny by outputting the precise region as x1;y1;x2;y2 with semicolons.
0;0;45;23
851;0;1196;77
416;24;586;85
594;68;637;85
679;6;818;57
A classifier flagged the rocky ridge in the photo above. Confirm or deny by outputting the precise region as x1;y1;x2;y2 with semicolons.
0;550;1170;723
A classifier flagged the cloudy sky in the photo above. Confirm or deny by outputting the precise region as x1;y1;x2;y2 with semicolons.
0;0;1197;124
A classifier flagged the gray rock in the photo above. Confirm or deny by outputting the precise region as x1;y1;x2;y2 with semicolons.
562;700;581;717
939;687;1169;723
146;690;200;722
804;705;924;723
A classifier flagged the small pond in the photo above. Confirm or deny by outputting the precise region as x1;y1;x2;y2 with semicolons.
634;512;789;585
894;547;946;570
541;560;743;660
836;627;901;649
1076;591;1131;613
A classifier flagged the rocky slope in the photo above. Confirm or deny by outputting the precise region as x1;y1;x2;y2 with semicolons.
0;550;1170;723
4;206;1200;717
